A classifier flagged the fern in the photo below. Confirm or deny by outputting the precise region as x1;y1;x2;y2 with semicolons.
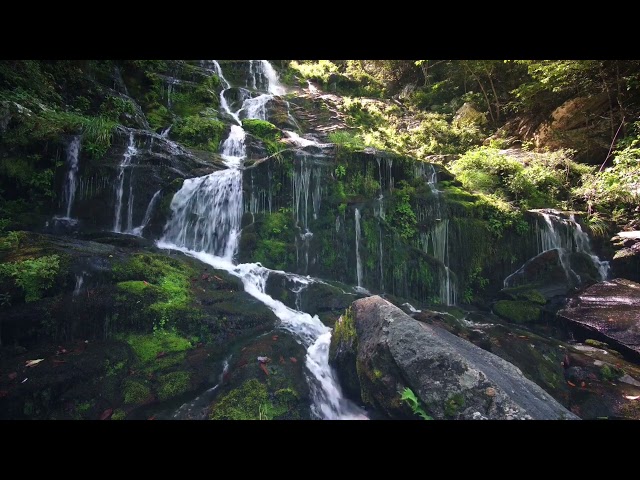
400;387;432;420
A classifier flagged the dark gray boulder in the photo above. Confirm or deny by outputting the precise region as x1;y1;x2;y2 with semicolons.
329;295;579;420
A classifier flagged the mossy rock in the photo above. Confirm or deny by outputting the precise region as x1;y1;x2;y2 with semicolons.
157;371;191;401
125;332;193;363
209;379;301;420
493;300;542;324
123;378;152;405
500;286;547;305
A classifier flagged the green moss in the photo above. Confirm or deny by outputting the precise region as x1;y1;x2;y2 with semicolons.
242;119;285;157
242;119;281;141
113;253;195;328
125;332;192;363
501;287;547;305
158;371;191;401
444;393;466;417
172;115;225;152
263;387;300;419
210;379;268;420
493;300;541;324
585;339;609;348
123;378;151;404
116;280;155;296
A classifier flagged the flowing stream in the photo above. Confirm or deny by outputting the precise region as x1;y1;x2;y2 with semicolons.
158;60;366;420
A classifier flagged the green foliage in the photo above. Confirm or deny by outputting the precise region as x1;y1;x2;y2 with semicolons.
111;409;126;420
289;60;339;83
99;95;136;121
450;146;588;212
172;115;225;152
574;139;640;224
0;230;22;250
389;182;417;240
333;306;357;345
334;164;346;178
0;254;60;302
463;265;489;303
400;387;432;420
600;364;624;382
251;210;295;270
585;212;609;237
328;130;365;151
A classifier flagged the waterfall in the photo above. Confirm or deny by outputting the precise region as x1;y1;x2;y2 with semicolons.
73;272;86;297
131;189;162;237
415;164;457;305
420;220;456;305
61;135;81;219
113;132;138;233
158;60;365;420
160;125;172;138
355;208;364;290
570;214;610;280
209;60;241;125
504;210;610;288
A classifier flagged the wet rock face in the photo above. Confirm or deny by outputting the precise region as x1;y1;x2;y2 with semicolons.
330;295;578;420
57;127;213;235
558;278;640;360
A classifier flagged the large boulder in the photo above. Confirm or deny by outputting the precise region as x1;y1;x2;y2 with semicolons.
557;278;640;360
533;93;611;163
610;231;640;283
329;296;578;420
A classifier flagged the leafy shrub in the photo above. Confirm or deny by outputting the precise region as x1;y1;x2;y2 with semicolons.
0;254;60;302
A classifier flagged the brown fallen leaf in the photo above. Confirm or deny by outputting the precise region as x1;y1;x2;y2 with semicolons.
25;359;44;367
259;363;270;376
213;275;223;282
272;335;278;341
148;415;156;420
567;381;576;387
581;381;586;388
156;351;167;359
53;359;67;364
0;390;8;398
100;408;113;420
279;356;285;364
289;357;298;364
8;372;17;380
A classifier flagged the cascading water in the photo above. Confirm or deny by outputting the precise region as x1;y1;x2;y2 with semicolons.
60;135;81;219
131;189;162;237
504;210;610;288
158;60;366;419
113;132;138;233
354;208;364;290
415;164;457;305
